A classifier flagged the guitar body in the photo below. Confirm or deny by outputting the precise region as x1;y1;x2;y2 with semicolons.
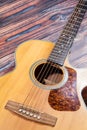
0;40;87;130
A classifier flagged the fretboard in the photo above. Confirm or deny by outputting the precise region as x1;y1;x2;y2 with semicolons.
48;0;87;66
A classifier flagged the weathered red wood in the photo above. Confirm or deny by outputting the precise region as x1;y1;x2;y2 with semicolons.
0;0;87;75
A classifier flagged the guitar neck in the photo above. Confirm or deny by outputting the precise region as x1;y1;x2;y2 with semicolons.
48;0;87;66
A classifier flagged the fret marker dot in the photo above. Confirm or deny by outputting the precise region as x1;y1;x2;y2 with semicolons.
58;50;61;53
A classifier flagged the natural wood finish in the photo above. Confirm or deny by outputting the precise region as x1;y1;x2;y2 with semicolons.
48;67;80;111
0;40;87;130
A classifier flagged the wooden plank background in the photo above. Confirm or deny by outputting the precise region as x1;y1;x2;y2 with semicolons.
0;0;87;76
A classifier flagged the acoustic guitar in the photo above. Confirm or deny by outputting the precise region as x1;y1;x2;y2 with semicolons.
0;0;87;130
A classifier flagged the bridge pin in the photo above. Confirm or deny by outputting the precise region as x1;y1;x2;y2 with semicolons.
37;115;41;120
26;111;29;115
33;114;37;118
18;108;22;112
22;110;26;114
29;113;33;116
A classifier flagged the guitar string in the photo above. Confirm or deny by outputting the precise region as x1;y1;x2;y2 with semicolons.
38;9;82;85
24;1;82;111
21;0;84;109
22;60;63;108
48;11;85;83
48;0;87;85
37;0;86;87
27;0;86;111
21;0;85;111
22;0;86;108
37;0;85;91
45;0;86;84
31;0;87;110
34;89;50;111
22;63;54;110
21;0;85;109
31;0;86;110
22;56;60;107
22;61;51;106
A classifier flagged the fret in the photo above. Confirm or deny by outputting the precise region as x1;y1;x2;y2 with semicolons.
60;29;77;39
74;8;86;14
55;41;64;46
76;7;87;11
48;0;87;66
51;48;69;55
55;40;71;47
50;52;68;59
52;49;70;57
62;29;77;37
72;6;85;15
51;45;71;56
72;16;83;21
69;18;83;23
57;38;73;48
63;27;79;37
76;15;84;20
64;25;79;31
59;35;74;41
72;13;85;20
79;3;87;7
49;54;65;60
49;56;65;62
62;31;77;38
48;57;65;65
55;41;72;50
49;55;66;60
63;28;77;35
77;3;87;10
64;26;81;37
55;41;72;49
66;22;82;28
57;37;73;43
60;34;74;42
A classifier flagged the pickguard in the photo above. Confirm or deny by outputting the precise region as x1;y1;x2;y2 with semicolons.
48;67;81;111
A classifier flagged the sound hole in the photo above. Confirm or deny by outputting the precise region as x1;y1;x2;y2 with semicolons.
34;62;63;85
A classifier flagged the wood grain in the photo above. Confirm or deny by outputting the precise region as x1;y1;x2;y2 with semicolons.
0;40;87;130
0;0;87;76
